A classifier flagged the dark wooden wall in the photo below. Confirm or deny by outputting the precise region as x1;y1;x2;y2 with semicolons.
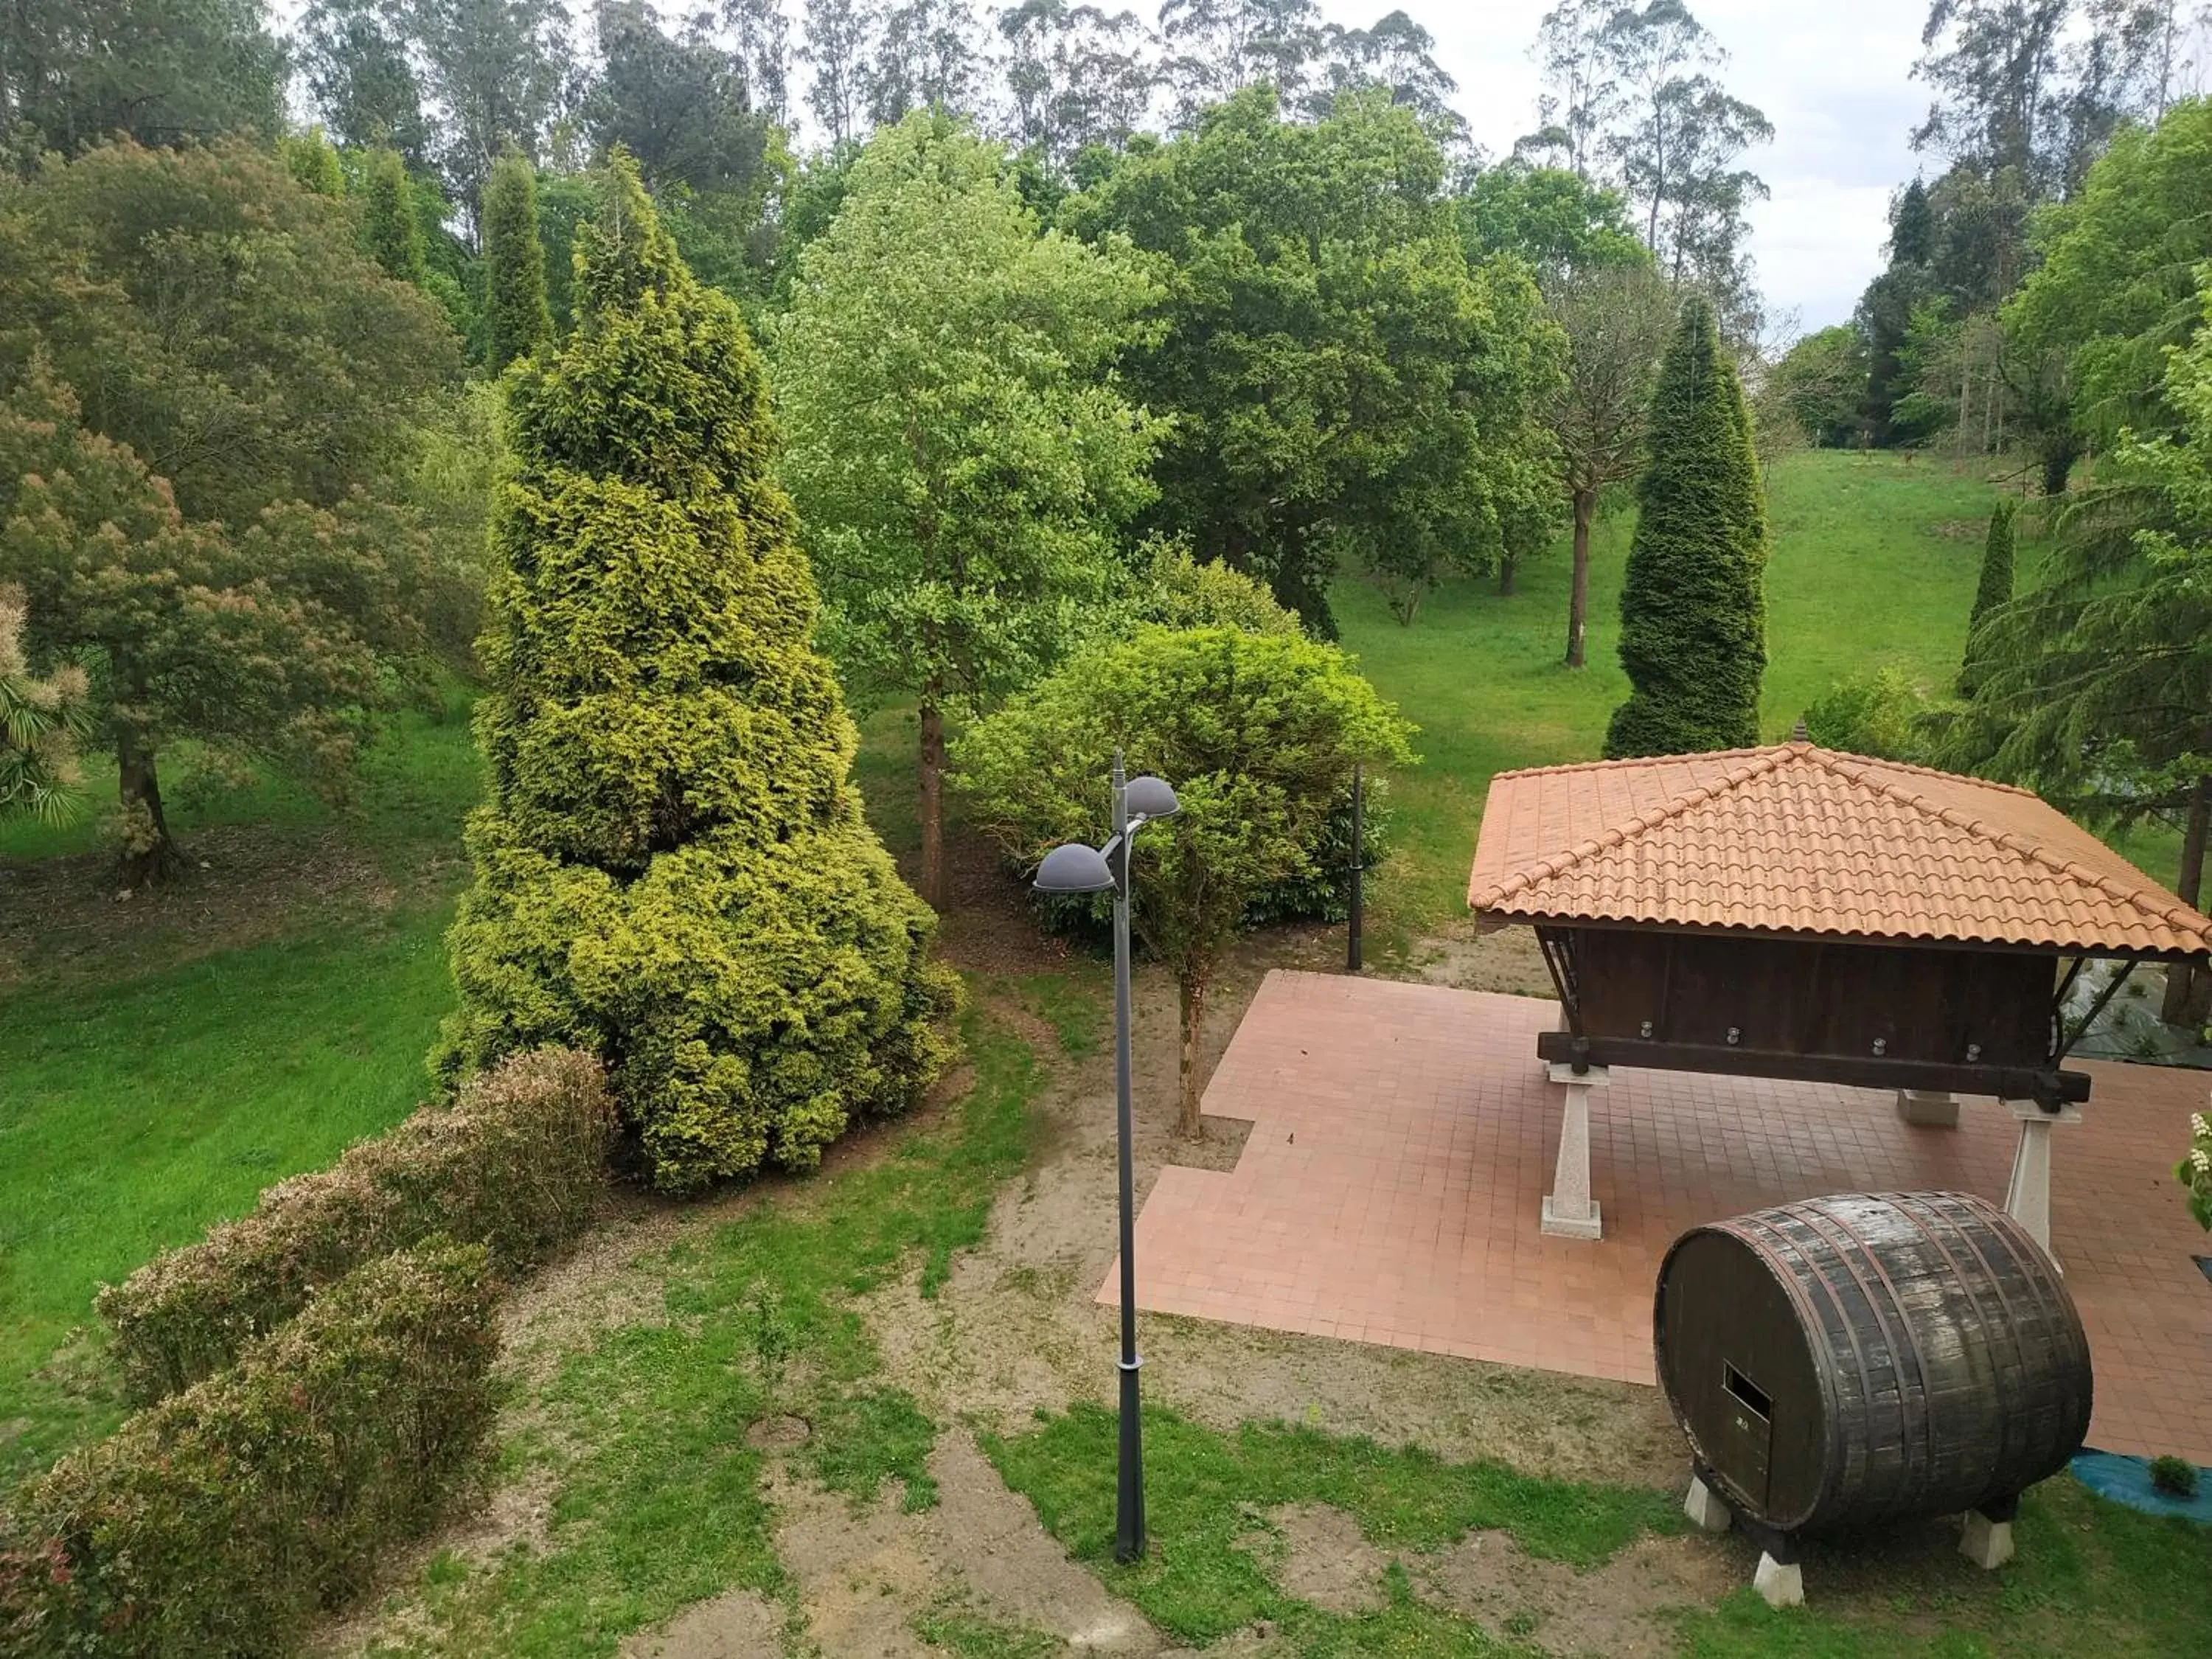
1570;929;2056;1069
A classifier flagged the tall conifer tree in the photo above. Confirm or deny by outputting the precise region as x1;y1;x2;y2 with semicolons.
437;154;956;1194
361;149;430;284
1958;497;2016;692
481;150;553;370
1604;295;1769;758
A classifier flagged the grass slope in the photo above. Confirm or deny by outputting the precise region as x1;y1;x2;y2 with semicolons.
0;704;480;1481
1336;451;2031;933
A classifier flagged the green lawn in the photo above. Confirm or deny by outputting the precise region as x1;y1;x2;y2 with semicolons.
1335;449;2019;932
0;704;481;1482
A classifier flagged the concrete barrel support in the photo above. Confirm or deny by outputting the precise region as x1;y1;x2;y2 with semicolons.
2002;1097;2084;1266
1541;1062;1608;1240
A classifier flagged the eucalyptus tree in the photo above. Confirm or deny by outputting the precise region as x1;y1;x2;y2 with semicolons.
297;0;433;161
866;0;983;125
405;0;574;225
999;0;1160;166
726;0;794;121
802;0;874;145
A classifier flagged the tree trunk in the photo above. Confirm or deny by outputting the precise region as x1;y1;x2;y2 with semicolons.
116;727;185;888
2162;774;2211;1027
2040;435;2076;497
918;700;946;910
1177;974;1207;1139
1497;554;1517;597
1565;489;1596;669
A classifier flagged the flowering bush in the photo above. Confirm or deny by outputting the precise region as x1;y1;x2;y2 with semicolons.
2180;1111;2212;1230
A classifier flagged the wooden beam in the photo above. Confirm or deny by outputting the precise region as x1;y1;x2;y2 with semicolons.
1480;913;2203;965
1533;1031;2091;1108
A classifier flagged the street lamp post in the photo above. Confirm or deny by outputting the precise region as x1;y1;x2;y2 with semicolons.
1033;751;1179;1566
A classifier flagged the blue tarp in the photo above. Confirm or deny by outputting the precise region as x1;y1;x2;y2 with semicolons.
2072;1449;2212;1523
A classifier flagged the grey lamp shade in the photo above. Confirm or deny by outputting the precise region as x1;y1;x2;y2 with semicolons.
1124;775;1180;820
1034;841;1116;894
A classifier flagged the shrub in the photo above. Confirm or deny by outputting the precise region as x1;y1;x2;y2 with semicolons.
2149;1455;2200;1498
436;153;958;1195
98;1047;613;1403
1;1241;497;1658
957;625;1415;1134
1801;668;1935;763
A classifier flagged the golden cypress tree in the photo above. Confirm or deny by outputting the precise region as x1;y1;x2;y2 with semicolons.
437;153;957;1194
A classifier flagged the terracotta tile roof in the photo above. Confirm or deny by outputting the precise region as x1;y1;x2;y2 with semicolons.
1467;741;2212;957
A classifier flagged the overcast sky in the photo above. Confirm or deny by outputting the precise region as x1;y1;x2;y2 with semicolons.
1331;0;1936;333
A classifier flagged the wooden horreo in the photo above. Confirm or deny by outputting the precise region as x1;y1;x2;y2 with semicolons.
1467;739;2212;1246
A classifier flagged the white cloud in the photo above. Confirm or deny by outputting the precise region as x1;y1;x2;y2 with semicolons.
1316;0;1936;327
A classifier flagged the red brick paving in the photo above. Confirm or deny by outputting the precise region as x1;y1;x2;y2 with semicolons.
1105;970;2212;1464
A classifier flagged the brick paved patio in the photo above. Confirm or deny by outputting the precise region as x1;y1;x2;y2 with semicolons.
1107;970;2212;1464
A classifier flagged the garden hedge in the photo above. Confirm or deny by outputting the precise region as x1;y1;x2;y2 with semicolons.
97;1046;613;1403
1;1240;497;1658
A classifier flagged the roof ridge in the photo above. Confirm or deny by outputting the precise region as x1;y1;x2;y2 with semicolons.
1813;752;2212;945
1822;748;2039;798
1486;744;1784;783
1470;748;1792;910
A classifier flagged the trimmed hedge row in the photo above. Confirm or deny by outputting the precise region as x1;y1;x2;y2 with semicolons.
98;1046;614;1404
1;1240;498;1658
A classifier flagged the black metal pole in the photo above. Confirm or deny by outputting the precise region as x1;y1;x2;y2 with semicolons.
1110;751;1146;1562
1347;763;1364;973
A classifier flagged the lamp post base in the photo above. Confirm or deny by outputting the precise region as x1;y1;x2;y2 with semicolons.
1115;1354;1145;1562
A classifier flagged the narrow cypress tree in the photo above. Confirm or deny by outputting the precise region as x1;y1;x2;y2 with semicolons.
1958;498;2016;693
361;150;430;285
437;153;959;1195
1604;296;1770;759
481;151;553;372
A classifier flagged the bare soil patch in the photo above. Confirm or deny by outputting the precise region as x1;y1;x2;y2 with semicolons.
1402;920;1556;999
1237;1503;1391;1615
1414;1529;1742;1658
0;821;437;986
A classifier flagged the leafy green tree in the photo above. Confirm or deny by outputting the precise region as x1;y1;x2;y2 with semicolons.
437;155;957;1194
481;150;553;372
1604;295;1769;758
1947;271;2212;1026
1546;260;1675;667
771;112;1165;908
956;626;1414;1133
802;0;874;145
1771;324;1870;449
0;585;90;824
0;0;283;153
361;148;431;284
1958;497;2016;692
0;138;459;529
1460;162;1647;279
999;0;1160;169
279;128;347;197
2006;97;2212;452
0;363;440;883
1066;86;1551;636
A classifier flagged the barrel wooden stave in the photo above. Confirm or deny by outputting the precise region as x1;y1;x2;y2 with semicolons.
1655;1192;2092;1534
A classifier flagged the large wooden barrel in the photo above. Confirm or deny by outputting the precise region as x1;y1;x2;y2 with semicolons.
1654;1191;2092;1534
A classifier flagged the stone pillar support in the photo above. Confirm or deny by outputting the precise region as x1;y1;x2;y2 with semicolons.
1895;1088;1961;1127
1683;1473;1732;1534
2002;1097;2084;1266
1960;1509;2016;1571
1541;1061;1608;1240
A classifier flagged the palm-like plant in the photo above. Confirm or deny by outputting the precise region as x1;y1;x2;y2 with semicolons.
0;587;91;826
